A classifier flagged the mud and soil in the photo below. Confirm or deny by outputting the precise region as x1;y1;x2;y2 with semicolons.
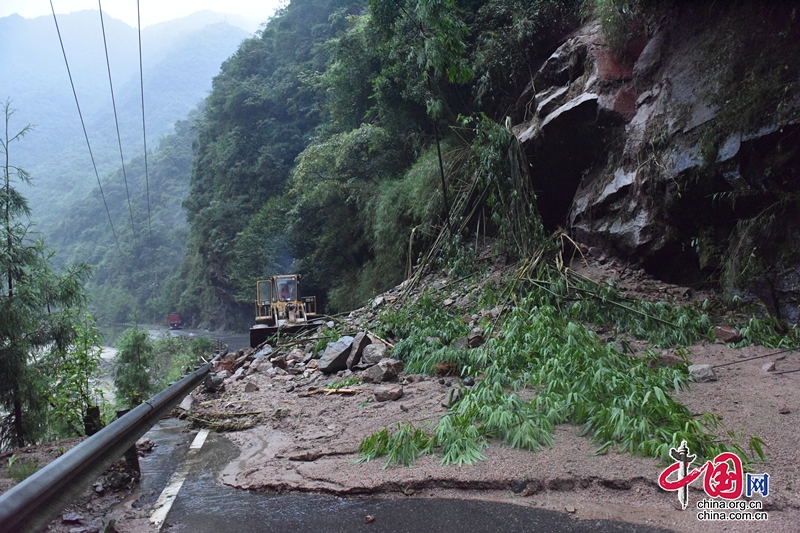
183;259;799;533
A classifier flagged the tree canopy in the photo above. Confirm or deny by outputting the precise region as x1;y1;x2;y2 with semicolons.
169;0;582;324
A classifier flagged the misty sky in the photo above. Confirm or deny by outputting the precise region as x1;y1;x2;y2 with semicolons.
0;0;285;29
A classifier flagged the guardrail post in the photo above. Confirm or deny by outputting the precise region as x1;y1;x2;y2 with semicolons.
116;409;141;481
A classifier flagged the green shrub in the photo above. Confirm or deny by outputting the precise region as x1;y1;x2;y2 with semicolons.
7;455;39;483
113;328;155;407
363;265;763;467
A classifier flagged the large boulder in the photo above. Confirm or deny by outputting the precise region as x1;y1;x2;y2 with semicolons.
318;336;354;374
346;332;372;369
361;358;403;383
361;343;388;365
374;385;404;402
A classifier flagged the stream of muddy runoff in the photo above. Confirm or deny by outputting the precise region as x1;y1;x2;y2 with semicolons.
138;420;674;533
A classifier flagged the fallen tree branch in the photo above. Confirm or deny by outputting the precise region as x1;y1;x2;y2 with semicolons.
299;388;360;397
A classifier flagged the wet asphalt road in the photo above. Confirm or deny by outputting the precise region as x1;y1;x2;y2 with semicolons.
140;421;675;533
163;328;250;352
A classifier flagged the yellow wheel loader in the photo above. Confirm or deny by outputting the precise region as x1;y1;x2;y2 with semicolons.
249;274;322;348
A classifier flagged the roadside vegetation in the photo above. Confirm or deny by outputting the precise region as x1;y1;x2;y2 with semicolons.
362;261;773;468
114;327;214;408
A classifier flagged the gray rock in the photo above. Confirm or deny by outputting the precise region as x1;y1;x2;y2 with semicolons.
632;28;667;83
286;348;305;364
374;384;404;402
688;364;717;382
318;336;354;374
253;345;273;358
204;373;225;392
761;362;776;372
454;337;469;349
246;358;270;375
714;326;743;344
442;388;460;408
362;360;397;383
361;343;388;365
536;86;570;118
467;333;485;348
270;355;287;369
178;394;194;412
541;93;599;131
346;332;372;369
61;513;84;524
380;358;404;375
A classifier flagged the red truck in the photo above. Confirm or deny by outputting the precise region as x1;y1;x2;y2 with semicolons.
167;313;182;329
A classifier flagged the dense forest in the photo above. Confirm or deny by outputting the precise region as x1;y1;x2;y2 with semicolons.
0;97;212;446
50;110;199;323
6;0;797;333
164;0;800;331
167;0;582;328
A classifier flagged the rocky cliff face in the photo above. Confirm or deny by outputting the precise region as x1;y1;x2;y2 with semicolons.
514;4;800;323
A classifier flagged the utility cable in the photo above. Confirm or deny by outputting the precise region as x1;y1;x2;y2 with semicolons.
98;0;137;240
711;346;798;369
50;0;121;255
137;0;154;246
137;0;158;320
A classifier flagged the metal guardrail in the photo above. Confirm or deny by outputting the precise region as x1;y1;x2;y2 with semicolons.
0;354;220;533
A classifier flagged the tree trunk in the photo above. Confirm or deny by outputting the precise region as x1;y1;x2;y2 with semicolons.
13;396;24;448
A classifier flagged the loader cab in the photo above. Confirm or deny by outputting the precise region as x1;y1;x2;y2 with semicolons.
276;276;298;302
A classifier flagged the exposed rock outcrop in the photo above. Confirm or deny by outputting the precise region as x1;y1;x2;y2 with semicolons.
514;5;800;322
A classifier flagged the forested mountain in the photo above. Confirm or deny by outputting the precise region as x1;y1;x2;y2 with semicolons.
0;11;249;230
5;0;794;330
169;0;800;331
49;110;200;323
169;0;371;328
170;0;581;328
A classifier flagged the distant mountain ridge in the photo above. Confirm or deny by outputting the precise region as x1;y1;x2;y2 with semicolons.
0;10;250;229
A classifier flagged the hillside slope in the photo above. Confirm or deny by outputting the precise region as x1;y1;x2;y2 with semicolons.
171;1;800;332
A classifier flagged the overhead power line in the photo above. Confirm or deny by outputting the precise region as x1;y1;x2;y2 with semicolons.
98;0;137;240
49;0;121;255
137;0;159;315
137;0;154;246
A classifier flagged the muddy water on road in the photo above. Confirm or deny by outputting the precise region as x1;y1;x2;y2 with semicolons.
141;421;673;533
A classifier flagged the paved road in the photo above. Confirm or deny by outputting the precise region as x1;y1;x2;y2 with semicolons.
139;421;675;533
164;328;250;352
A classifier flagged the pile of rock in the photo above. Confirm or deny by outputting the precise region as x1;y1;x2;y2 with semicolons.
202;330;405;402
